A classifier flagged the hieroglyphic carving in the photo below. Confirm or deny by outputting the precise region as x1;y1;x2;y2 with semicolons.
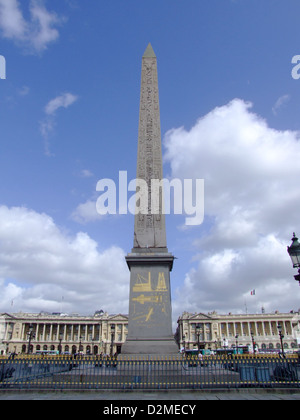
131;271;169;326
123;46;177;355
134;49;167;248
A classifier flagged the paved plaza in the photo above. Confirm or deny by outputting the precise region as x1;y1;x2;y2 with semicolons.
1;390;300;400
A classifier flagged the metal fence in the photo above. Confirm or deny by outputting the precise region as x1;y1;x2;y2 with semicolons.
0;355;300;391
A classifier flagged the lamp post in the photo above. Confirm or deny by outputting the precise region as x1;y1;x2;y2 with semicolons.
277;324;285;357
251;331;256;355
110;324;115;357
196;324;201;352
58;332;63;355
183;332;187;352
235;334;239;354
79;336;83;354
27;324;35;355
287;233;300;284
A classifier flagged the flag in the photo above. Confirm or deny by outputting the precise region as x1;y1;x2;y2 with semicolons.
250;289;256;296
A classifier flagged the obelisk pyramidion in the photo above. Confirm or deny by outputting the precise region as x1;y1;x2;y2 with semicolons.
122;44;178;355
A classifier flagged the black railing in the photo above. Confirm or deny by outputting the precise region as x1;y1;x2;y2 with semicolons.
0;355;299;390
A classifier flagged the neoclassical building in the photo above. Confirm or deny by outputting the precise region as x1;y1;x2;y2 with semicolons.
0;311;128;356
1;310;300;355
176;311;300;352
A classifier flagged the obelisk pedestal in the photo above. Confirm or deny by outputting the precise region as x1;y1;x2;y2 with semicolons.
122;44;178;355
122;250;177;354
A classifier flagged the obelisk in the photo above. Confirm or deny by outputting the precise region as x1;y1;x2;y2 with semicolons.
122;44;178;354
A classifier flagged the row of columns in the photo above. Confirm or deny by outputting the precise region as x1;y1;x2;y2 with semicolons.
219;320;292;338
17;323;127;344
182;320;294;346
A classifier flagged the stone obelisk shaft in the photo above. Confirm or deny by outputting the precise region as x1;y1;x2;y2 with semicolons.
133;43;167;250
122;44;177;355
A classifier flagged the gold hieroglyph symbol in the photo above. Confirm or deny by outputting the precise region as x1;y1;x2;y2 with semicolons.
133;272;168;293
156;272;167;291
132;307;154;322
132;294;163;305
133;272;152;292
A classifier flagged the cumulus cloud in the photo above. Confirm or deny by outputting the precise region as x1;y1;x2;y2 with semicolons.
0;206;129;314
164;99;300;316
0;0;64;53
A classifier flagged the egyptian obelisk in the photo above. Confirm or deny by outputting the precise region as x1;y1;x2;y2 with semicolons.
122;44;178;354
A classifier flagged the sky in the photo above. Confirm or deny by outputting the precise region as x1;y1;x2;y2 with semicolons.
1;0;300;329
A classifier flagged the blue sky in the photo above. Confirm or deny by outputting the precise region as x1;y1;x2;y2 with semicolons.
1;0;300;326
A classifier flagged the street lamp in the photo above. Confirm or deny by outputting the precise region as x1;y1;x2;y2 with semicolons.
287;233;300;284
110;324;115;357
277;324;285;357
196;324;201;352
183;332;187;352
250;331;256;355
235;334;239;354
58;332;63;355
27;324;35;355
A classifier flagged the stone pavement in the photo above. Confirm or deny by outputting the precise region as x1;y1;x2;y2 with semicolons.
1;390;300;400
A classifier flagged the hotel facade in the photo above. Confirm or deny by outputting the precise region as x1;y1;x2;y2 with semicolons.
1;310;300;356
177;311;300;352
0;311;128;356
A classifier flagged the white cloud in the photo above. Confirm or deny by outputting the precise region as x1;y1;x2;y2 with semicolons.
0;0;27;39
272;94;290;116
0;206;129;314
164;99;300;316
80;169;94;178
45;93;78;116
29;0;62;52
71;199;103;224
40;93;78;155
0;0;64;53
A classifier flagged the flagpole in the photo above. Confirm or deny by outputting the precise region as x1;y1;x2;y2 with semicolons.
244;298;248;314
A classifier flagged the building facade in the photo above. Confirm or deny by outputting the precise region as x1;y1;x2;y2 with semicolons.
0;314;8;355
1;310;300;356
0;312;128;356
176;311;300;352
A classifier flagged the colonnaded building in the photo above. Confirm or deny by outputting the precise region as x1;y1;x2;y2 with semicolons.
1;310;300;355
